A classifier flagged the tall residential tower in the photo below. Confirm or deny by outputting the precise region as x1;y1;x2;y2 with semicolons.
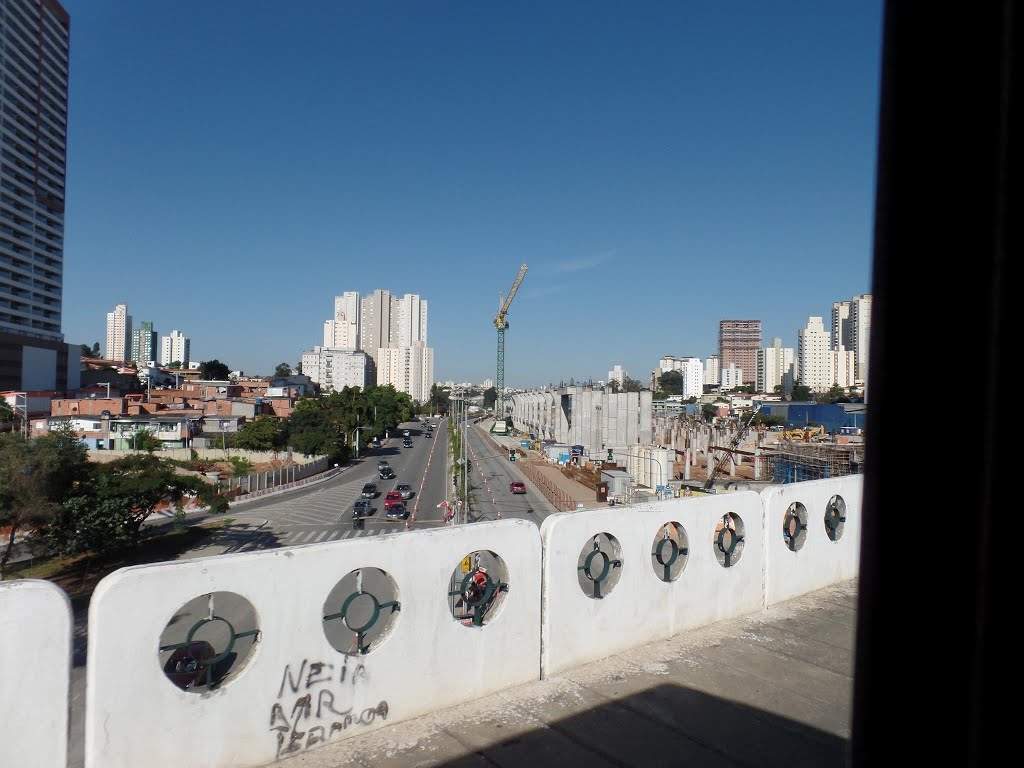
0;0;76;390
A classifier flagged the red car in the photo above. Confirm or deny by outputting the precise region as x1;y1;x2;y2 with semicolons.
384;491;403;510
510;481;526;494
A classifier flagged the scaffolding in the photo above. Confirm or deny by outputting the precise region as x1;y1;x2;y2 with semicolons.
763;442;864;484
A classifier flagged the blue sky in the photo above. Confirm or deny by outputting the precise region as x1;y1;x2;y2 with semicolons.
59;1;882;387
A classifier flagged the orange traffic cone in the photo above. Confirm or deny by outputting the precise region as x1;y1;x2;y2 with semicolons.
404;520;410;531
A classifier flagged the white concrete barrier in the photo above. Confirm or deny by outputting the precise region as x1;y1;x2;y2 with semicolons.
760;475;863;606
85;519;541;768
0;579;71;768
540;492;765;677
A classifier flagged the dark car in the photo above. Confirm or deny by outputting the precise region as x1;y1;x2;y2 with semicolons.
403;438;413;448
163;640;216;690
353;498;372;517
510;481;526;494
424;431;432;438
386;502;409;520
396;482;413;499
361;483;378;498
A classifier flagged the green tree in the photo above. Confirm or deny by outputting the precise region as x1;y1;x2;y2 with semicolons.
792;384;813;401
658;370;684;394
0;424;90;578
131;428;163;452
700;404;719;422
483;387;497;409
79;343;93;357
235;416;284;451
622;376;644;392
167;360;182;369
274;362;292;378
0;399;13;425
429;383;450;415
818;384;847;403
44;454;228;558
200;359;231;380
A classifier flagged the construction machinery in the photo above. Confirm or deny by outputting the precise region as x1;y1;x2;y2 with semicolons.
703;403;762;491
493;263;528;428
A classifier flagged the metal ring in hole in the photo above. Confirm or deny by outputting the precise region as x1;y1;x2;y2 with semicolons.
825;502;846;533
582;548;612;583
324;591;400;653
783;510;806;551
717;526;741;557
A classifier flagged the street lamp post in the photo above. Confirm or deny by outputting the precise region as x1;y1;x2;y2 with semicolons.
97;382;111;399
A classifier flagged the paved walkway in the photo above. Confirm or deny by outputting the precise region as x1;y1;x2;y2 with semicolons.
264;579;857;768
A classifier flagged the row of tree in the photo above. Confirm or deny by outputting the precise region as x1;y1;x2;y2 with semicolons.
0;424;227;579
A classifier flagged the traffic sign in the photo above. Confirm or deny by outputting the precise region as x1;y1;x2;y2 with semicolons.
461;556;472;573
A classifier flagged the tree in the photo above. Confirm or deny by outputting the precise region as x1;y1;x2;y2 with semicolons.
44;454;227;558
818;384;847;404
792;384;813;401
658;370;684;394
167;360;182;369
200;359;231;380
0;423;89;578
235;416;284;451
0;400;13;425
79;343;93;358
130;428;163;453
622;376;644;393
274;362;292;378
429;384;449;415
482;387;497;409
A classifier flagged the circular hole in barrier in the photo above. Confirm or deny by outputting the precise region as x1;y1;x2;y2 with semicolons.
824;495;847;542
783;502;809;552
651;522;689;582
577;532;623;599
448;550;509;627
322;567;400;655
158;591;260;693
713;512;746;568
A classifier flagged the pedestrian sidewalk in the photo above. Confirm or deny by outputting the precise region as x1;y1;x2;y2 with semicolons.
259;579;858;768
176;517;273;559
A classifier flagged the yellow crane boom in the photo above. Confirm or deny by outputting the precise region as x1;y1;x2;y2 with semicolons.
494;264;528;420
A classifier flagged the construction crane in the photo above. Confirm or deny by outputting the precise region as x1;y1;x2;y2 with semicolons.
703;402;762;491
494;263;528;424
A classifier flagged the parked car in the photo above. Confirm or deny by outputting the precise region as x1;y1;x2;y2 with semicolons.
385;501;409;520
510;481;526;494
163;640;216;690
384;491;403;510
353;498;372;517
396;483;413;499
361;483;378;498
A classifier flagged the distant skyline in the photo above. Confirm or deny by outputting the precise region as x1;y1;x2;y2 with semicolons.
60;1;881;388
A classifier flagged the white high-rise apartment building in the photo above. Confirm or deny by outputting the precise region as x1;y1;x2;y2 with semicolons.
394;293;427;348
678;357;704;400
323;291;361;350
160;330;190;366
757;337;795;394
834;348;857;390
832;294;872;387
359;289;392;365
0;0;77;392
377;342;433;402
797;317;833;393
703;356;720;386
607;364;626;386
105;303;132;362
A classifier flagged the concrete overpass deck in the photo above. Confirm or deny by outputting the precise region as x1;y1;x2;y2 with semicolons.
265;579;857;768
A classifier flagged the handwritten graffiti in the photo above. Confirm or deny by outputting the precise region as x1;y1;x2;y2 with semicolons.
270;658;388;759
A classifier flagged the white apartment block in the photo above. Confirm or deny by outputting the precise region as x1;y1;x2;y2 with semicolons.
797;317;834;393
607;364;626;386
703;355;720;386
482;378;493;389
658;356;682;372
323;291;361;350
834;348;857;389
721;363;743;390
378;342;433;402
832;294;872;387
105;303;132;362
359;289;393;364
394;293;428;347
301;347;370;392
757;337;795;394
679;357;704;400
160;330;190;366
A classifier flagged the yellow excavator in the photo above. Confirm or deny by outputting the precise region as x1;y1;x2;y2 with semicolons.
783;425;826;442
